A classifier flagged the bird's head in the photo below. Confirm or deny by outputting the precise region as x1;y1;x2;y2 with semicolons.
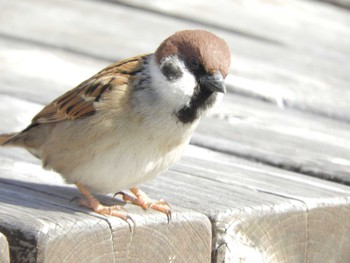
150;29;231;124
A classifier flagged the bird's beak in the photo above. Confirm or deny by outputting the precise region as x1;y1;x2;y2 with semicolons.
200;72;226;94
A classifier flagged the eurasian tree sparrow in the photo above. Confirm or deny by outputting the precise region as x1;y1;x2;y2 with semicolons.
0;30;231;221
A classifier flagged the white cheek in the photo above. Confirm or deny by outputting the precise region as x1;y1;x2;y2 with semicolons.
148;56;196;111
171;67;197;98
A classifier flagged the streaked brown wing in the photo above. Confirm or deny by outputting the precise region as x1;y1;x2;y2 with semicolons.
31;54;148;125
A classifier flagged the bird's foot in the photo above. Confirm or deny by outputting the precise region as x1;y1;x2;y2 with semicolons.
75;182;133;223
115;188;171;222
77;197;130;220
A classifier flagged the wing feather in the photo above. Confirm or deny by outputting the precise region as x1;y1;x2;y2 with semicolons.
30;54;148;126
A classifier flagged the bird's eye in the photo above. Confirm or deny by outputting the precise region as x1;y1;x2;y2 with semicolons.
187;57;199;70
161;61;183;81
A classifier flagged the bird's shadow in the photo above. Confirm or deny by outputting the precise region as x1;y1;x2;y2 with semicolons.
0;177;127;215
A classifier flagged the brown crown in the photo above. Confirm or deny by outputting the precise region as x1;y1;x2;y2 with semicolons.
155;30;231;78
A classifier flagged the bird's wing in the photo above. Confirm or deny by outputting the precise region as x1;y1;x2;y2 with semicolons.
30;54;148;126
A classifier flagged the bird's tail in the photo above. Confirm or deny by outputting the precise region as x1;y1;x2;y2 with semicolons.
0;133;17;146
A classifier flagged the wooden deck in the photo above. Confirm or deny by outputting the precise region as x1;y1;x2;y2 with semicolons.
1;0;350;262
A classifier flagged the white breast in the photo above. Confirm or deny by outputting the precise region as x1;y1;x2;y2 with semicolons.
44;110;198;194
72;129;190;193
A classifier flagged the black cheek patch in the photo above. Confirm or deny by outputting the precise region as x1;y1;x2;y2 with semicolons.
176;87;217;124
161;62;183;81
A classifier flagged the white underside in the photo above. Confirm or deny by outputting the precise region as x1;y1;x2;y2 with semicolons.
41;108;198;193
68;129;189;193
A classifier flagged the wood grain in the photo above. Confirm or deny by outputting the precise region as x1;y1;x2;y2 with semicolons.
2;139;350;262
1;0;350;122
1;0;350;262
195;94;350;184
110;0;350;121
0;157;211;263
142;146;350;262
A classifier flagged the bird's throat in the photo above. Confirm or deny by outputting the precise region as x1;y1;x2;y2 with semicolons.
176;87;216;124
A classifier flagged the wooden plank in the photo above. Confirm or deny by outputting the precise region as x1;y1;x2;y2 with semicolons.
112;0;350;50
0;0;181;60
106;0;350;121
0;232;9;263
186;147;350;263
0;36;105;105
0;192;115;263
145;146;350;262
1;0;350;120
195;94;350;184
2;129;350;262
1;1;350;261
0;157;211;263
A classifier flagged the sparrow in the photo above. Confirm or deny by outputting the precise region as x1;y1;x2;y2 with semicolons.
0;29;231;221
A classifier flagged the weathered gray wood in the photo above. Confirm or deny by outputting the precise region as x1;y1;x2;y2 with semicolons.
109;0;350;121
2;136;350;262
1;0;350;120
0;191;114;263
0;37;105;105
0;0;178;60
1;0;350;262
113;0;350;50
144;146;350;263
1;0;350;180
195;94;350;184
0;232;9;263
0;157;211;263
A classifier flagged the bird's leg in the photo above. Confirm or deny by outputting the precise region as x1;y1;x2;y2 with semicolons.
75;182;130;221
116;188;171;221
